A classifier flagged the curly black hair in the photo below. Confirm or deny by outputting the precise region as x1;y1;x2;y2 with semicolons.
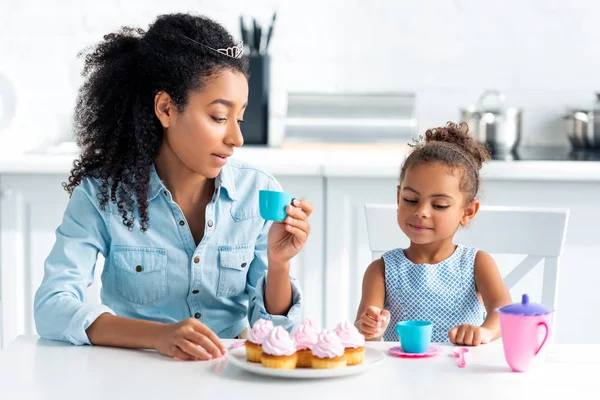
400;122;491;203
64;13;249;231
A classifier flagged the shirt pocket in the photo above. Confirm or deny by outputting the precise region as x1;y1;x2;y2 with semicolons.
217;243;255;297
112;245;168;305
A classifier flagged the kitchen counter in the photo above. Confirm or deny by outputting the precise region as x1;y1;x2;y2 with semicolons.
1;146;600;181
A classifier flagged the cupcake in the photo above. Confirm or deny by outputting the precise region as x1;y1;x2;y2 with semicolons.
291;318;319;368
244;319;274;363
335;321;366;365
311;329;347;369
261;326;298;369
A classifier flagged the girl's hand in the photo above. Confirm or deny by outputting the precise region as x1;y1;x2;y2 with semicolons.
356;306;391;340
267;199;313;267
448;324;492;346
153;318;226;361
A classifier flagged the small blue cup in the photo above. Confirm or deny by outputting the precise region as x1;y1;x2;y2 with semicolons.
396;320;433;354
259;190;295;221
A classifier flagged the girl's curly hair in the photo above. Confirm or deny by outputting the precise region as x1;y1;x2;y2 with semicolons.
64;13;248;231
401;121;491;202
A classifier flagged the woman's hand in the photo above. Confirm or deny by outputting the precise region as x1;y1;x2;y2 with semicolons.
267;199;313;267
153;318;226;361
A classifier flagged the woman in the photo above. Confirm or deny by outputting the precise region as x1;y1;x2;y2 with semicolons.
34;13;312;361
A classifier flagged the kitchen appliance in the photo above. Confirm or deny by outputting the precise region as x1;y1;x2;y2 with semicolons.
282;92;416;146
564;93;600;149
460;90;522;154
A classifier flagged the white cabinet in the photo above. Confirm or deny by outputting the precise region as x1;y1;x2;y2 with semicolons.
273;176;325;327
480;178;600;344
323;177;397;328
0;173;70;348
1;166;598;346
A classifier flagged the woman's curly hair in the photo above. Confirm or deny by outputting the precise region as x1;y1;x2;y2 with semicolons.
401;121;491;202
64;13;249;231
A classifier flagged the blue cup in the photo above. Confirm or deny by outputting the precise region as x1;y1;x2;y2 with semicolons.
396;320;433;354
259;190;295;221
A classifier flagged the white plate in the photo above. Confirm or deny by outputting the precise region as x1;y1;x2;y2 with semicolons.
226;347;385;379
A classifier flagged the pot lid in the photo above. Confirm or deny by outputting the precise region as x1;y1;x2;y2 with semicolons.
497;294;554;316
462;89;520;114
566;92;600;113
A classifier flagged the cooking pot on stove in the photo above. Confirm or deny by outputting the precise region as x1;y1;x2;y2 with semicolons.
564;93;600;149
460;90;522;154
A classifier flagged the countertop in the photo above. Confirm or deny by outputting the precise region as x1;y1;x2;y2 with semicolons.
0;336;598;400
1;145;600;181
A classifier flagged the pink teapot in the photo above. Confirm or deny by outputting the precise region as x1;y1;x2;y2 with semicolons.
497;294;554;372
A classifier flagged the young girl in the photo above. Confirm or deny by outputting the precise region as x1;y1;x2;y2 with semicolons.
355;122;511;346
33;13;313;361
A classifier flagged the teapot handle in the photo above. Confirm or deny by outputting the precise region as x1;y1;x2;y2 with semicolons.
535;321;549;356
0;72;17;131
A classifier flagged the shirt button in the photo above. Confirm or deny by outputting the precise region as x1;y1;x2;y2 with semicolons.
179;220;185;226
192;289;199;294
135;265;143;272
207;220;213;227
163;190;167;196
194;312;201;319
241;262;247;268
193;256;200;263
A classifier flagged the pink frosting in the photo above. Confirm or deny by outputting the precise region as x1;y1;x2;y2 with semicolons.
311;330;345;359
292;319;320;350
261;326;297;356
247;319;274;345
335;321;365;348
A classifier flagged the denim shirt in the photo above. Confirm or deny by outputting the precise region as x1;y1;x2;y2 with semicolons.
33;159;303;345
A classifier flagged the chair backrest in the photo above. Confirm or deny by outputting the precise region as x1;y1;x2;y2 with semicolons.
364;204;569;313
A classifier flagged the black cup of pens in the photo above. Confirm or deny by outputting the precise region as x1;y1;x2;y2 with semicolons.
240;13;276;145
244;55;270;145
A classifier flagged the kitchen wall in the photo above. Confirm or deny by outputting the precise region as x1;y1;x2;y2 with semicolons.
2;0;600;153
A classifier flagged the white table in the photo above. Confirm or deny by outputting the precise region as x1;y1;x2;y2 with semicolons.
1;336;599;399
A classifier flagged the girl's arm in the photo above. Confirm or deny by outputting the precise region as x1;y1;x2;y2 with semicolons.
354;258;389;341
474;251;512;340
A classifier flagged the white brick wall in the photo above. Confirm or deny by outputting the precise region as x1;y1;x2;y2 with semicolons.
2;0;600;152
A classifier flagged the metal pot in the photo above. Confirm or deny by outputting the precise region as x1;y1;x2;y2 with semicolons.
460;90;522;153
564;93;600;149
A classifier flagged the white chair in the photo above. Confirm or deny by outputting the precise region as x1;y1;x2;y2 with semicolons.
364;204;569;333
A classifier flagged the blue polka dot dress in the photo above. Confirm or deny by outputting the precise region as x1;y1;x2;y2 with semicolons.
382;245;485;342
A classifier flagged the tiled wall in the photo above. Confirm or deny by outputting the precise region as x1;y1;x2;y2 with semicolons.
2;0;600;153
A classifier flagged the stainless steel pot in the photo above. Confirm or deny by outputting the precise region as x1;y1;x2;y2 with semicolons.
460;90;522;153
564;93;600;149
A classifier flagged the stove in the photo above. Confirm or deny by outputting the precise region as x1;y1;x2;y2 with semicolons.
491;147;600;161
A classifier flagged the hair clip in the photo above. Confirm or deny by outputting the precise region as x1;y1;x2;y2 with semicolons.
408;135;424;149
183;36;244;59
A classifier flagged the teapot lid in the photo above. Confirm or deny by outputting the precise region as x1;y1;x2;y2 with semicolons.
497;294;554;316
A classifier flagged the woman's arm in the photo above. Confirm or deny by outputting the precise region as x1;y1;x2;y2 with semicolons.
34;181;223;360
33;182;116;345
